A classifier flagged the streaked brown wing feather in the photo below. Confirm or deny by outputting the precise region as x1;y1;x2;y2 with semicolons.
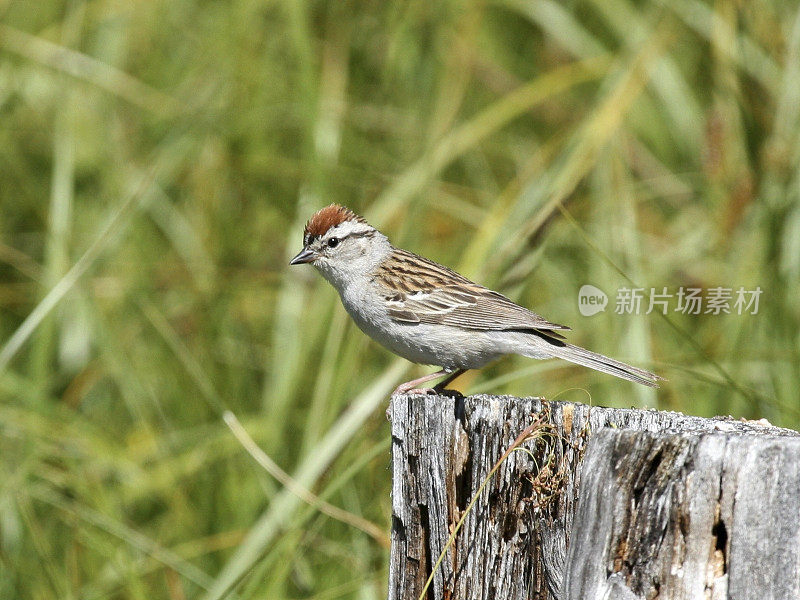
377;249;569;334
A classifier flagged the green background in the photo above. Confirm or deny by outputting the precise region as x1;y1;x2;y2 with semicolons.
1;0;799;598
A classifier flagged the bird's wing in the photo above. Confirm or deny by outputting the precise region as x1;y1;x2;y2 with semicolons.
375;249;570;334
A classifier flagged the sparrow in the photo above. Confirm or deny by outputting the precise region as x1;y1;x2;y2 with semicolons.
290;204;662;395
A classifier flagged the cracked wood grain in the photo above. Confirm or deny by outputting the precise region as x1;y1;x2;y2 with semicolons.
387;394;800;600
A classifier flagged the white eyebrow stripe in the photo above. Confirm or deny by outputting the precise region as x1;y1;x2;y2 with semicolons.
327;221;374;239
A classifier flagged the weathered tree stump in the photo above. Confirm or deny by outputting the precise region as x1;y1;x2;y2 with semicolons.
387;394;800;600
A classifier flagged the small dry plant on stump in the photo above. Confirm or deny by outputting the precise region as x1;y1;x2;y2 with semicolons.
419;400;582;600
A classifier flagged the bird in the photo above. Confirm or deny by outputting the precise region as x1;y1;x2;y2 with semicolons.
289;204;662;396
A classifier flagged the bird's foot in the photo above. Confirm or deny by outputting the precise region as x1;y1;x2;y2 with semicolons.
390;386;437;397
390;370;451;397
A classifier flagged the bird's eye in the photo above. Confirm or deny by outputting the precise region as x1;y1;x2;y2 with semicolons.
327;237;340;248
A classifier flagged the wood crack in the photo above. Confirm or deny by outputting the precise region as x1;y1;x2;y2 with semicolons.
387;395;800;600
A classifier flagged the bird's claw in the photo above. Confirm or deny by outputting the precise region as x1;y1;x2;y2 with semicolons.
407;387;436;396
390;386;463;398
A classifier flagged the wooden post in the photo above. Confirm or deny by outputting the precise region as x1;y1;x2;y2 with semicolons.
387;394;800;600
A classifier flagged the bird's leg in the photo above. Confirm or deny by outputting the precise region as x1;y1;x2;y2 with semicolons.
433;369;467;393
392;369;452;396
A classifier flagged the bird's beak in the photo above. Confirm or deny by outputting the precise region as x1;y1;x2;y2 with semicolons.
289;247;317;265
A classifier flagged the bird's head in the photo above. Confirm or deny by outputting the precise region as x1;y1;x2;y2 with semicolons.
290;204;390;287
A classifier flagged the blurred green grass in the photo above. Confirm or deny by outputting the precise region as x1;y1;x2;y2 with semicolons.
1;0;799;597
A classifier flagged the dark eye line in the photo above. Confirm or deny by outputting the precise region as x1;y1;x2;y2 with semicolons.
323;230;371;247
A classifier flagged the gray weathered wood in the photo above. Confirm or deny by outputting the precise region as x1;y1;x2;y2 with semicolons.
567;427;800;600
387;394;800;600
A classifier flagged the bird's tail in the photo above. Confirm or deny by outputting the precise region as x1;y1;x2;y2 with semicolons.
528;333;663;387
